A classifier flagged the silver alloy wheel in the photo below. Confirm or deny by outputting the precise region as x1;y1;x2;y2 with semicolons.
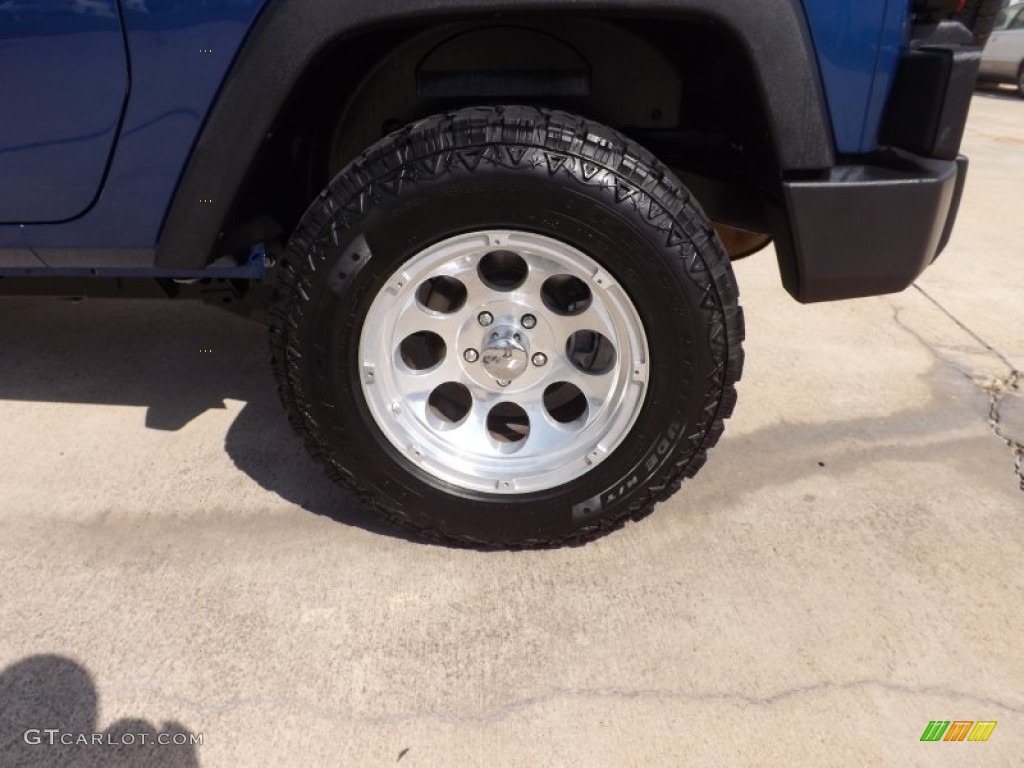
359;230;650;493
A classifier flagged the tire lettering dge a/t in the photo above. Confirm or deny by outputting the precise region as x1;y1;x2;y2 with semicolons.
571;419;683;521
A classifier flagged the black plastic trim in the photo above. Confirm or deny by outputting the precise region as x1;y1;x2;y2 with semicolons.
155;0;834;270
778;151;963;303
880;35;981;160
936;154;968;256
418;71;591;98
0;247;266;280
913;0;960;13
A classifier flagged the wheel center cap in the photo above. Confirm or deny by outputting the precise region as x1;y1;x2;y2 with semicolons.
481;325;529;382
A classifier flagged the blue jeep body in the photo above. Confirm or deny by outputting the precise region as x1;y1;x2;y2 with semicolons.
0;0;984;301
0;0;996;547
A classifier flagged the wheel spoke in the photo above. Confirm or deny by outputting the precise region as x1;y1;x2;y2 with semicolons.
392;303;464;345
439;399;501;455
519;252;569;297
456;265;494;309
396;355;466;415
548;304;617;342
545;356;613;408
518;396;582;453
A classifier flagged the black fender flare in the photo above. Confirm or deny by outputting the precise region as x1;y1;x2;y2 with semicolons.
156;0;835;269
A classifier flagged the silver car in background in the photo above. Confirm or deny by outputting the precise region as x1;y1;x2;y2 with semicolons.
979;2;1024;93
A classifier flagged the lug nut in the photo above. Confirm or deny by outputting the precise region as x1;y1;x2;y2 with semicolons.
532;353;548;367
478;311;494;326
497;379;511;387
521;314;537;329
464;348;479;363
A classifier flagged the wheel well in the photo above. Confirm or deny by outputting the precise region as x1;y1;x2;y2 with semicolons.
223;15;778;258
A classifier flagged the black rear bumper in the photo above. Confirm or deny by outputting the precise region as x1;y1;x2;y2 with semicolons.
777;152;967;303
775;15;978;304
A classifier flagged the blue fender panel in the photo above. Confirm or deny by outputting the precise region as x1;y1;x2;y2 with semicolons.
155;0;838;270
801;0;909;153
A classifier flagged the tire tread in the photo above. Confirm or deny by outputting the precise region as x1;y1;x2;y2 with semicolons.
269;106;744;548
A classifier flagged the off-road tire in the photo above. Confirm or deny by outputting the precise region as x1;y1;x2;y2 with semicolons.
268;106;743;548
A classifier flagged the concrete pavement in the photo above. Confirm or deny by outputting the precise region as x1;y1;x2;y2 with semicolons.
0;92;1021;766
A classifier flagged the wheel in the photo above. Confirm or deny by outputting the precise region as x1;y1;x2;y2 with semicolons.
1018;64;1024;97
269;106;743;548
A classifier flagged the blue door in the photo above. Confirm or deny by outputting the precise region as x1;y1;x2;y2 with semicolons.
0;1;128;223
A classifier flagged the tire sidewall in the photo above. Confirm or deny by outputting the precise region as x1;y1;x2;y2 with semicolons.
289;125;731;543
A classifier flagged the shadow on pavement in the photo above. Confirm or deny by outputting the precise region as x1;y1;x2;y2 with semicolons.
0;655;198;767
0;295;1001;539
0;296;411;542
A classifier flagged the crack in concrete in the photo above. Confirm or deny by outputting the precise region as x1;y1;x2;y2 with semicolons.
981;369;1024;491
892;285;1023;492
100;677;1024;726
911;285;1016;371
